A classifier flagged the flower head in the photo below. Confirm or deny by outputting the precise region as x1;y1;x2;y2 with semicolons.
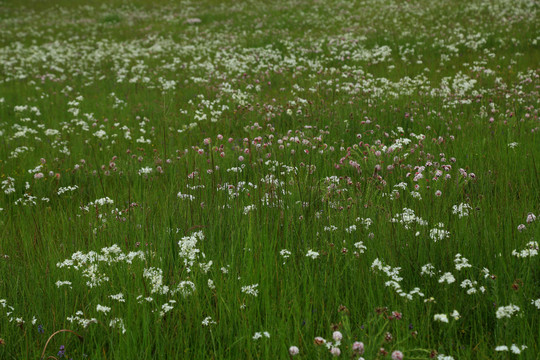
352;341;364;355
332;331;343;342
289;346;299;356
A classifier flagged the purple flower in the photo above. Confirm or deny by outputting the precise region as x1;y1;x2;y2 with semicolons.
57;345;65;358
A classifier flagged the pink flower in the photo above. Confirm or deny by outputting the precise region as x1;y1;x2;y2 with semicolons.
352;341;364;354
526;213;536;223
330;347;341;357
238;156;244;162
34;173;44;179
289;346;299;356
332;331;343;342
391;350;404;360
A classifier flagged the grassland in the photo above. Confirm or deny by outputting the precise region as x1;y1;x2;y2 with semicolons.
0;0;539;358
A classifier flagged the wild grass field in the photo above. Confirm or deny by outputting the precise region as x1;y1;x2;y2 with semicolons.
0;0;539;358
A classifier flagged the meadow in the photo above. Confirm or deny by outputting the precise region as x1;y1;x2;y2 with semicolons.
0;0;539;358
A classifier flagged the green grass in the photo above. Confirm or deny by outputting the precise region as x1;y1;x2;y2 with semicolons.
0;0;539;359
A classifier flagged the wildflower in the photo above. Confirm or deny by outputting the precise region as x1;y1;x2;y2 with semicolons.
57;345;65;358
452;203;472;218
241;284;259;297
109;293;125;302
517;224;526;232
55;280;72;288
495;345;508;352
332;331;342;342
306;250;319;259
353;341;364;354
96;304;111;313
138;167;153;176
526;213;536;223
438;272;455;284
434;314;449;323
451;310;460;320
252;331;270;340
421;264;435;277
512;241;539;258
437;355;454;360
314;337;326;345
109;318;126;334
289;346;299;356
454;254;471;270
201;317;216;326
392;350;404;360
495;304;520;319
330;347;341;356
511;344;526;354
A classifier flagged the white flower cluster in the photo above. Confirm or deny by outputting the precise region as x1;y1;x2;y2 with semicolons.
241;284;259;297
1;177;16;194
429;223;450;242
460;279;485;295
452;203;472;218
177;192;195;201
438;272;456;284
434;310;460;323
252;331;270;340
390;208;428;229
57;185;79;195
372;258;424;301
495;304;520;319
143;267;168;295
67;310;97;328
201;316;216;326
109;318;126;334
512;241;538;258
178;230;205;271
495;344;527;354
420;263;436;277
138;167;153;175
454;254;472;271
